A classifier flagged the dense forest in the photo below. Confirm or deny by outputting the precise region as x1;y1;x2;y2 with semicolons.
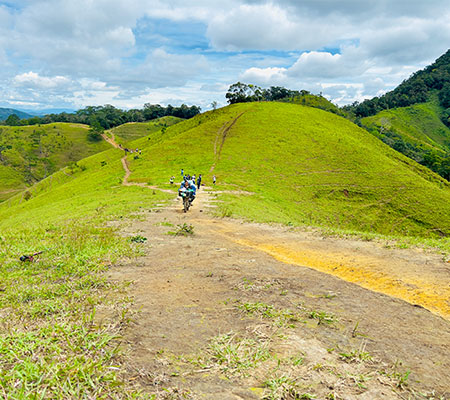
1;103;201;130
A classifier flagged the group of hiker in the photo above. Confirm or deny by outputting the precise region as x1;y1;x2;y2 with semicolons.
119;143;141;156
169;169;217;208
169;169;216;188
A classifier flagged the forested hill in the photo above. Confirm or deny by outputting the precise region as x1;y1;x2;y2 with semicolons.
0;107;34;121
347;49;450;125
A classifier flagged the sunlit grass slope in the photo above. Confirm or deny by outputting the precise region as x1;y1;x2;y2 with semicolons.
127;102;450;237
108;116;183;146
0;122;110;201
361;100;450;152
0;145;171;398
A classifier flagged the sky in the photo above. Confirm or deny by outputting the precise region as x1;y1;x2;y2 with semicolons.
0;0;449;112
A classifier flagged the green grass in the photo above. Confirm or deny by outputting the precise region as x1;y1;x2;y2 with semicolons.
0;122;110;202
109;116;183;146
0;145;172;398
361;98;450;152
1;101;448;397
124;102;450;238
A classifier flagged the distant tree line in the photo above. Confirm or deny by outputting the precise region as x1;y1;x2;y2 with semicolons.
345;49;450;127
225;82;306;104
1;103;201;129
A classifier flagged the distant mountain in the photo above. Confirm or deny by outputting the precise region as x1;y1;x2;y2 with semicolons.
26;108;76;116
0;107;34;120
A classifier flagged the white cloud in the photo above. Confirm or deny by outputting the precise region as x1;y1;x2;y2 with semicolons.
207;3;342;51
0;0;449;110
13;72;71;89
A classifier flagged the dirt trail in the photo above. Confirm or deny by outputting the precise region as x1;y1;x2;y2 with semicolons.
106;189;449;399
102;133;450;398
210;112;245;172
102;133;173;192
196;219;450;320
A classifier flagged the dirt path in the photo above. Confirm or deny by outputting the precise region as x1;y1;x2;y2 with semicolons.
102;133;450;398
102;133;173;192
106;189;449;399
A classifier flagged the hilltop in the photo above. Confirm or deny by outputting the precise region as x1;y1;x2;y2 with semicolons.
108;116;183;146
125;102;450;238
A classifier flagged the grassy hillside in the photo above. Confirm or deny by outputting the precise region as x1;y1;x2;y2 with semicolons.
361;99;450;152
0;101;449;396
108;116;183;146
3;102;450;239
359;98;450;180
0;145;172;398
0;122;110;201
282;93;345;117
126;102;450;238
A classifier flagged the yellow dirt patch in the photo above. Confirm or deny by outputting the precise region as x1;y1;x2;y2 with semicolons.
234;239;450;320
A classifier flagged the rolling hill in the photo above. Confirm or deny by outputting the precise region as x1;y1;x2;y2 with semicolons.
1;101;449;398
0;122;110;201
3;102;449;239
0;117;184;202
108;116;183;145
361;98;450;153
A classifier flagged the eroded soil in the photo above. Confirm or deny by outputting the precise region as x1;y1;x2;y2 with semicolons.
107;188;450;399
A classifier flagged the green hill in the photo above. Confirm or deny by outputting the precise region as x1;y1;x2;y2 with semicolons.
0;101;449;397
0;122;110;201
2;102;450;239
345;50;450;180
108;116;183;145
124;102;449;237
0;107;34;120
361;99;450;153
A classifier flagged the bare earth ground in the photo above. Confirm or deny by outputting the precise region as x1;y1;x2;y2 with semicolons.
106;187;450;400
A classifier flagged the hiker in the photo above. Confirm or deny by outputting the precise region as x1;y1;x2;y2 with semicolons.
197;174;202;189
213;175;216;185
181;168;184;176
170;176;174;185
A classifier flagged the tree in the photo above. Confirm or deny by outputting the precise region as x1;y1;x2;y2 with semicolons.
211;101;218;110
5;114;20;126
225;82;252;104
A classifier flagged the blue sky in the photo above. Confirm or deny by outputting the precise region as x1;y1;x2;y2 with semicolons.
0;0;449;111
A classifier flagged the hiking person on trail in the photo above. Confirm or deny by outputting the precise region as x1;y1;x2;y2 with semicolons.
213;175;216;185
181;168;184;176
197;174;202;189
179;180;196;204
170;176;174;185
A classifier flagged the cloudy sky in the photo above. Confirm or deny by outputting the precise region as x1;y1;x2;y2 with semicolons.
1;0;449;112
